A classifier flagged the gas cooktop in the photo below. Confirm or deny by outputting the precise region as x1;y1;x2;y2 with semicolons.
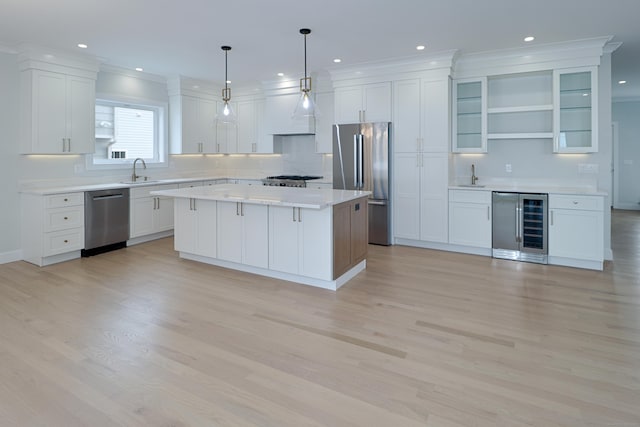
262;175;323;187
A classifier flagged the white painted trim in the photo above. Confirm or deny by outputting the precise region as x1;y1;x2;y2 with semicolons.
100;64;167;84
17;43;100;77
612;121;620;208
0;43;17;54
127;230;174;246
394;238;493;257
614;203;640;211
180;252;366;291
0;250;22;264
547;256;603;271
605;248;613;261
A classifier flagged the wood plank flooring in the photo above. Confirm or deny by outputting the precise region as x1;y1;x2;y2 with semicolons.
0;209;639;426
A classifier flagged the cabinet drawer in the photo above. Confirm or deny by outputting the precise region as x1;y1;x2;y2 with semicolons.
178;181;203;188
449;189;491;204
203;179;225;186
549;194;603;211
44;206;84;231
46;192;83;208
43;228;83;256
130;184;178;198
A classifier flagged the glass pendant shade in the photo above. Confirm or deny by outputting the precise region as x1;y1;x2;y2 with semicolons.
292;28;318;119
216;46;237;125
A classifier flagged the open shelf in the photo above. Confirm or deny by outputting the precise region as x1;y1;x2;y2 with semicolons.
487;104;553;114
488;132;553;140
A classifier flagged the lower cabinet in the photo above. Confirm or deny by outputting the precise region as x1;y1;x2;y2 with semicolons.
21;192;85;266
174;198;217;258
217;201;269;268
269;206;332;280
333;198;368;278
549;194;604;268
448;189;492;249
130;184;178;239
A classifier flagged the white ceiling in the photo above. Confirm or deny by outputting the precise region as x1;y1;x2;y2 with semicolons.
1;0;639;99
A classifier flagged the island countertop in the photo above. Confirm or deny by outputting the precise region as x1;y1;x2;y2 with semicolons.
151;184;371;209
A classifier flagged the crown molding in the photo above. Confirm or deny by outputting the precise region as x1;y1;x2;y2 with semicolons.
0;42;17;54
17;43;99;76
99;64;167;84
603;41;623;54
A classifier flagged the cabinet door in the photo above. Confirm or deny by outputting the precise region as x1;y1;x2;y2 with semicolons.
199;98;217;153
553;67;597;153
195;199;217;258
393;153;421;240
449;202;491;248
334;86;363;123
452;78;486;153
362;82;392;123
264;93;314;135
216;118;238;153
269;206;299;274
241;204;269;268
420;154;448;243
422;79;450;152
314;91;334;153
174;198;197;253
180;96;200;153
300;208;332;280
33;70;67;153
393;79;421;153
154;196;174;232
66;75;95;154
236;100;256;153
217;202;243;263
549;208;603;260
130;197;155;238
253;99;273;153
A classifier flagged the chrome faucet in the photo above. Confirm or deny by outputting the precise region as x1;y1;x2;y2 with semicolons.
471;164;478;185
132;158;147;182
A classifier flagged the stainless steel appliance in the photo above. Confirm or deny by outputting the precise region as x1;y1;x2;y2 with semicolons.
333;122;391;245
82;188;130;256
261;175;323;188
492;192;548;264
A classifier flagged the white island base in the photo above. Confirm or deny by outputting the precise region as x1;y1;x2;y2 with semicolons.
180;252;366;291
152;184;371;291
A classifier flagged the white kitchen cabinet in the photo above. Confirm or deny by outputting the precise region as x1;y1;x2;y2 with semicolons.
174;198;217;258
21;192;85;266
448;189;492;248
236;99;258;153
314;91;334;153
549;194;603;269
130;184;178;240
553;67;598;153
334;82;391;124
217;201;268;268
215;113;238;153
393;79;421;153
170;95;217;154
269;206;332;280
20;69;95;154
264;92;315;135
394;153;448;243
452;78;487;153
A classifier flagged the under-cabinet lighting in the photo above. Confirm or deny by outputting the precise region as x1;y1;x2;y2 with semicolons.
135;67;143;72
524;36;535;42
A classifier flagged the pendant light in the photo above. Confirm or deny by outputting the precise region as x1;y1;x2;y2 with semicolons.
217;45;237;124
292;28;318;119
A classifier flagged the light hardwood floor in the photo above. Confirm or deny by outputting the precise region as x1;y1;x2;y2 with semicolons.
1;210;639;426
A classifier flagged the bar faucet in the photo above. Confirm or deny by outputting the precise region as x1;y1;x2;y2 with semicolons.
132;158;147;182
471;164;478;185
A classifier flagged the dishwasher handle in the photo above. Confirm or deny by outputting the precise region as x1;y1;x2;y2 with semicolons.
92;193;125;201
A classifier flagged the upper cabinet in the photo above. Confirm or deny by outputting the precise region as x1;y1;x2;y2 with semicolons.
452;78;487;153
313;91;334;153
20;69;96;154
170;95;217;154
553;67;598;153
334;82;391;124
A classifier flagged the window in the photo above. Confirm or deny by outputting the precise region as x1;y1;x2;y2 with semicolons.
90;98;167;168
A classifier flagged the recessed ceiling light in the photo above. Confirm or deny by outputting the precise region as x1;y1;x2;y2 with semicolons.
77;43;88;49
524;36;535;42
226;80;231;84
135;67;143;72
416;45;426;51
333;58;342;63
619;80;627;84
277;72;284;77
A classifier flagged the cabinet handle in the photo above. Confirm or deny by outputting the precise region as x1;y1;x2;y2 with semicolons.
550;210;554;226
487;206;490;220
64;198;68;202
252;143;256;153
68;138;71;152
217;143;220;153
64;216;68;220
298;208;302;222
62;138;66;152
292;207;296;222
156;197;160;210
64;239;68;243
240;203;244;216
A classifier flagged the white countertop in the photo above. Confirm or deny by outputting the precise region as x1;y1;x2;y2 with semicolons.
448;184;607;197
151;184;371;209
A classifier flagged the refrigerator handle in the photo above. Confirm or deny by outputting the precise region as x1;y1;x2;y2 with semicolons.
515;206;521;242
353;135;359;189
358;134;364;189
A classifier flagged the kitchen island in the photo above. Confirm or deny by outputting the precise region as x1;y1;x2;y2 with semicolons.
151;184;370;290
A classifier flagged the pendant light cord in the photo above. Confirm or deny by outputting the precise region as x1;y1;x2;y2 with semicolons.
225;48;228;92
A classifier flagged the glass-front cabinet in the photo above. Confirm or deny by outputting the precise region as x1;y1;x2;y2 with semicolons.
553;67;598;153
452;78;487;153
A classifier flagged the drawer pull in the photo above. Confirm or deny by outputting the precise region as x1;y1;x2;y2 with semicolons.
64;217;68;220
64;198;68;202
64;239;68;243
573;201;578;204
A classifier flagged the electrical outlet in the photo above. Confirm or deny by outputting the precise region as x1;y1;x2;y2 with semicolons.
505;164;512;173
578;163;599;174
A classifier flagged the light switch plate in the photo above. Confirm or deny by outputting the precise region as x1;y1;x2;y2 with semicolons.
505;164;512;173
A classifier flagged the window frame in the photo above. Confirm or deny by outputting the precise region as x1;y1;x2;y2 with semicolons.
86;94;169;171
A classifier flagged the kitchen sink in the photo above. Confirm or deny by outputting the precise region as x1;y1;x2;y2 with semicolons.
457;184;486;188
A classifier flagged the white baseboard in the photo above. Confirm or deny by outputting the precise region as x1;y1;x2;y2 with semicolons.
614;203;640;210
0;249;22;264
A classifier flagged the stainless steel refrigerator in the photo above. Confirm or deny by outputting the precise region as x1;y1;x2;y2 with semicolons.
333;122;391;245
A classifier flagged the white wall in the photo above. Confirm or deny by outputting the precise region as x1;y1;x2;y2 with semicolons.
0;52;21;260
613;100;640;209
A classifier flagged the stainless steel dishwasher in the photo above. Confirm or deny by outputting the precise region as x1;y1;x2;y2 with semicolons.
82;188;130;256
